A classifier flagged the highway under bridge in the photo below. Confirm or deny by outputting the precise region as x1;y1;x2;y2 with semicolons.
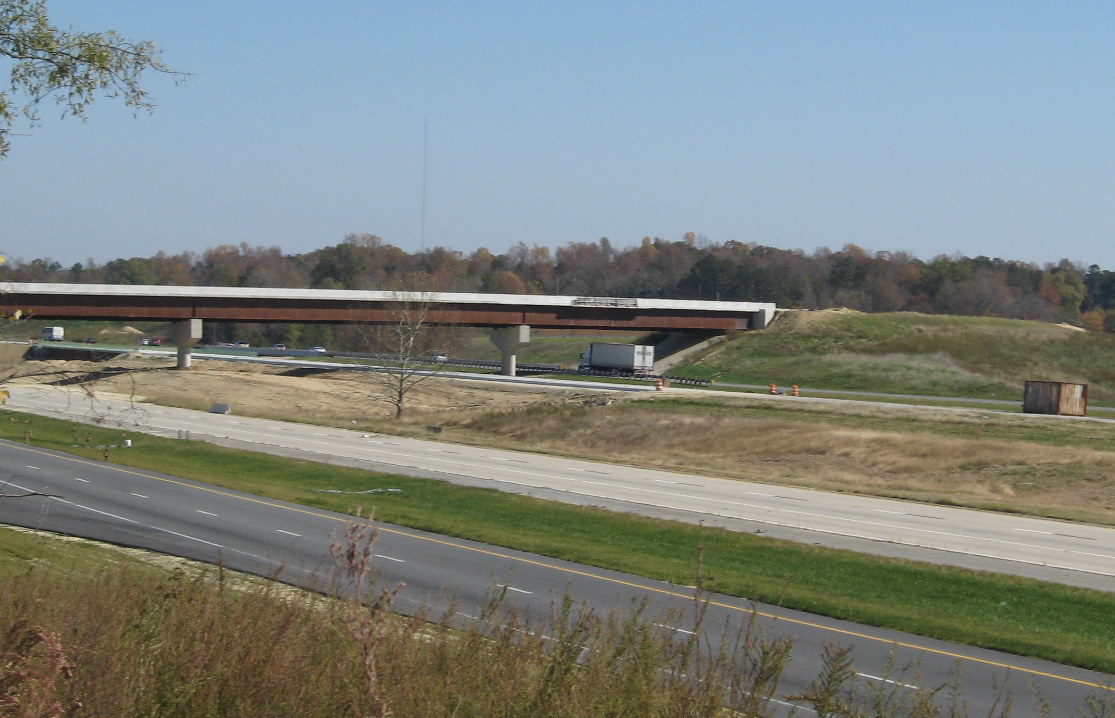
1;283;776;375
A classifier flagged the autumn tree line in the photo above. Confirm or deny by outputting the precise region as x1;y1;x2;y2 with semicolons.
4;233;1115;336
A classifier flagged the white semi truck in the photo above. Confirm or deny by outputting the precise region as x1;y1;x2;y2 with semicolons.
579;343;654;375
42;326;64;341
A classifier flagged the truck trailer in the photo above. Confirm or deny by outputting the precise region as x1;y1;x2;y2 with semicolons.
579;343;654;375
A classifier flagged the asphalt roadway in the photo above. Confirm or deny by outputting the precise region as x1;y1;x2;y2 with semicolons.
2;437;1112;717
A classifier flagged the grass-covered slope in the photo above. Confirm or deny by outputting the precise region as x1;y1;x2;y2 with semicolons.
674;310;1115;402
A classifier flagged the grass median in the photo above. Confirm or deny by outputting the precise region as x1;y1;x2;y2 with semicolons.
2;409;1114;674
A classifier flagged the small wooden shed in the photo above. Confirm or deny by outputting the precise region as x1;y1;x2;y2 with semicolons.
1023;381;1088;416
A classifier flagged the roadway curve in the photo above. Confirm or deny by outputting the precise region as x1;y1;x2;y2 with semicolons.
4;383;1115;592
1;438;1111;717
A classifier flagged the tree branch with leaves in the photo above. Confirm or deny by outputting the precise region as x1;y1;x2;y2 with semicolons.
0;0;185;157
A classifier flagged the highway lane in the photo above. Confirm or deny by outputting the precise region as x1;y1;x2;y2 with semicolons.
5;383;1115;591
1;438;1111;717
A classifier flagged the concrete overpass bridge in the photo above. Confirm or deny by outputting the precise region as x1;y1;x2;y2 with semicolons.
2;283;775;374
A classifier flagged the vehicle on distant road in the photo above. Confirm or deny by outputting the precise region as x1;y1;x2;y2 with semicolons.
579;343;654;375
272;343;287;349
310;346;327;353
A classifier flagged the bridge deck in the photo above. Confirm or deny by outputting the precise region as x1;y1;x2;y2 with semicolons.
3;283;775;331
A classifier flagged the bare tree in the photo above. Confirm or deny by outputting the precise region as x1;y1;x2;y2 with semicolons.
356;291;458;420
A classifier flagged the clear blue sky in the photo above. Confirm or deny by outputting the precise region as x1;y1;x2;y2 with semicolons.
3;1;1115;269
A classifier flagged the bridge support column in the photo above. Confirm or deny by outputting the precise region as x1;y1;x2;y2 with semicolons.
489;325;530;376
169;318;203;369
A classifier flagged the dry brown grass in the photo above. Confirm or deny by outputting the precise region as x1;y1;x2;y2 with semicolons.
448;397;1115;523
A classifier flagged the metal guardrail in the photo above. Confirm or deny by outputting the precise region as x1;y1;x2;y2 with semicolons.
568;369;712;386
659;376;713;387
325;353;561;374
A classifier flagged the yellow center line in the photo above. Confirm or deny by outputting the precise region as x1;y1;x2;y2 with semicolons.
12;442;1114;692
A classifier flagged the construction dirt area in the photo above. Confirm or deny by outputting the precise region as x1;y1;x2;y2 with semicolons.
1;351;615;426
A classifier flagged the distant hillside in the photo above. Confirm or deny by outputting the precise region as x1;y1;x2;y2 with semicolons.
676;309;1115;401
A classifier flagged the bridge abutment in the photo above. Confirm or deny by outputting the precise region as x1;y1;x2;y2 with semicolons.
750;306;775;329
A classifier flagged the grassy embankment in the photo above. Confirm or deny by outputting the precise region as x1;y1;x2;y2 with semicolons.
2;411;1114;676
671;310;1115;403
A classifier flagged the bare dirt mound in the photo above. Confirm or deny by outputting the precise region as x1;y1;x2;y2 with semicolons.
771;307;861;331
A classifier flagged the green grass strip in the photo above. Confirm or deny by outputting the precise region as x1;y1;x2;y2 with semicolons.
3;410;1114;674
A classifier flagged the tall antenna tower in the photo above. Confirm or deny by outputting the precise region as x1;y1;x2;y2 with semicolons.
420;121;428;251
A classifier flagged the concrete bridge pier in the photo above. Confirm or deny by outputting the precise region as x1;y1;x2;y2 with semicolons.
489;325;530;376
169;318;203;369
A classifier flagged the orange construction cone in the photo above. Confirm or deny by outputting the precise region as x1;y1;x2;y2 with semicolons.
655;377;664;391
792;385;800;397
769;384;778;395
